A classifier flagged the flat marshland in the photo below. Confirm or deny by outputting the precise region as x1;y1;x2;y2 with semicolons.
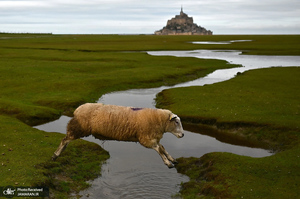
155;37;300;198
157;67;300;198
0;34;237;198
0;34;299;198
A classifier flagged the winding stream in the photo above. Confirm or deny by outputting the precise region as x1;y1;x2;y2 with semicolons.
34;46;300;199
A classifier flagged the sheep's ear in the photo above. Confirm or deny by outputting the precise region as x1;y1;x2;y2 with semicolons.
169;114;178;121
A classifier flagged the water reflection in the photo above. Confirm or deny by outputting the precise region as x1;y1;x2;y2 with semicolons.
148;50;300;87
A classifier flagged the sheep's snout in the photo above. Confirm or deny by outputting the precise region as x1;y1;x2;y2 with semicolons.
173;131;184;138
177;132;184;138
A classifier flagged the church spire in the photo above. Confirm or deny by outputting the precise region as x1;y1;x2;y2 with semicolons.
180;5;183;15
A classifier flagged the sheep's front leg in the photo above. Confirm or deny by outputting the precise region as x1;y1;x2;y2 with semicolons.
152;144;174;168
158;143;178;164
52;136;73;160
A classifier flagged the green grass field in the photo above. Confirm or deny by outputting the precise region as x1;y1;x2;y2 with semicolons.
156;67;300;198
157;67;300;129
0;34;299;198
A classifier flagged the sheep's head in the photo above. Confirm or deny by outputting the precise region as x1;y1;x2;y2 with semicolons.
167;113;184;138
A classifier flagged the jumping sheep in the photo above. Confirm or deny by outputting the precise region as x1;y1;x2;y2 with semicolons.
52;103;184;168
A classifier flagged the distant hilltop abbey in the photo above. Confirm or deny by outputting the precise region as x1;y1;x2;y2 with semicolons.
155;7;213;35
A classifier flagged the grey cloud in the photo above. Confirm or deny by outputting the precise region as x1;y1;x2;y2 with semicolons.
0;0;299;34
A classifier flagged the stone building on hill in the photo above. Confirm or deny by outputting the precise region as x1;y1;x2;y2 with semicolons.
155;7;212;35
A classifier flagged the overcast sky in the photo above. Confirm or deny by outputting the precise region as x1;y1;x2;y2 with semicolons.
1;0;299;34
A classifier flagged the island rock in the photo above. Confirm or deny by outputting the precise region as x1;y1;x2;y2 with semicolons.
155;7;213;35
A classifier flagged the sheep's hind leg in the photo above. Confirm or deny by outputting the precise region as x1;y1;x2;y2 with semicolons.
152;144;174;168
52;135;74;160
158;143;178;164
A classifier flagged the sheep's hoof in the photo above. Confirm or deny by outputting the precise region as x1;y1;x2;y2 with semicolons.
167;164;174;169
172;160;178;165
52;154;58;161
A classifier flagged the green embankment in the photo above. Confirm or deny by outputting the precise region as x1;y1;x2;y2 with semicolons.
156;67;300;198
0;34;238;197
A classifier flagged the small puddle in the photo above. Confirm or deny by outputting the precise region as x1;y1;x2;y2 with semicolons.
34;47;300;199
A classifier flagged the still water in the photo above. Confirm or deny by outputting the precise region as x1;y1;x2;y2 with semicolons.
35;48;300;198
